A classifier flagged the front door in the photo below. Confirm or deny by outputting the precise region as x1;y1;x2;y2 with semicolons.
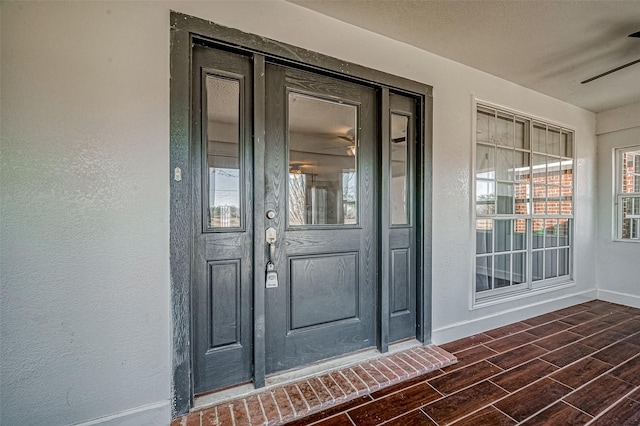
263;64;377;373
190;42;420;396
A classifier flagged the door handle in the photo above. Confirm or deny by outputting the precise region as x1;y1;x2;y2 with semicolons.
265;227;277;264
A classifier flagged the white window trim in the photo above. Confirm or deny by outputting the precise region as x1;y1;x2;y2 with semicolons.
470;98;577;308
614;145;640;243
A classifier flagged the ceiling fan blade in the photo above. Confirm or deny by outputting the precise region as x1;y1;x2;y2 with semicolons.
581;58;640;84
581;30;640;84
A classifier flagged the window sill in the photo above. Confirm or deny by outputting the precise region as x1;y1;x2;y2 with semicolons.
472;280;575;310
612;238;640;244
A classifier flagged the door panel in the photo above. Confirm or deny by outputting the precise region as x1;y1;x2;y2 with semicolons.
264;63;377;374
192;45;254;394
208;260;241;348
289;253;359;330
388;94;418;343
391;249;410;314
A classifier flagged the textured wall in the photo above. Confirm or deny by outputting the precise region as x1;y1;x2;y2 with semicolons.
596;102;640;307
0;2;171;424
0;1;598;424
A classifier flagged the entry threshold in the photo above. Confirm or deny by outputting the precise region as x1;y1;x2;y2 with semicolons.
174;344;456;426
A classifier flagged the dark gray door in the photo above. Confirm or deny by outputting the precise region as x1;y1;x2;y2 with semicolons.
387;93;418;343
191;45;254;394
263;64;378;373
191;45;420;393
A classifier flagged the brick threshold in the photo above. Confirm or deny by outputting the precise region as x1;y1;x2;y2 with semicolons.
173;345;456;426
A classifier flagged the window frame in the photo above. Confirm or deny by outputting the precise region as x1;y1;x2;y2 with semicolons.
471;99;576;306
614;145;640;242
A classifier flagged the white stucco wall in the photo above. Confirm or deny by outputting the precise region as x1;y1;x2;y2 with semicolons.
595;102;640;308
1;1;598;424
0;2;173;425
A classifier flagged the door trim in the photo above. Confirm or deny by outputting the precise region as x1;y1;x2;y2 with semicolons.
169;11;433;418
252;53;267;389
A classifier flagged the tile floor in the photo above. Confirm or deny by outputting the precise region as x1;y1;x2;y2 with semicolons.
285;300;640;425
173;346;456;426
175;300;640;425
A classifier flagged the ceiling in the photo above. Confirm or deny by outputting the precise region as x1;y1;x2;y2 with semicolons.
289;0;640;113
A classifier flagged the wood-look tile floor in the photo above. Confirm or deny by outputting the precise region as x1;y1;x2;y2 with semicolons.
286;300;640;425
175;346;456;426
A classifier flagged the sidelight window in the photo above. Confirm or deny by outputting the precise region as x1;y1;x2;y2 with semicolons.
205;75;242;229
615;146;640;241
474;103;574;302
390;113;410;225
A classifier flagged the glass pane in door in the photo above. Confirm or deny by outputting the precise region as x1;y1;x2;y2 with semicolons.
206;75;241;229
391;113;409;225
288;92;358;225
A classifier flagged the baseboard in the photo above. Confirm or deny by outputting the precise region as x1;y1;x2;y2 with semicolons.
73;401;170;426
597;289;640;309
431;290;597;345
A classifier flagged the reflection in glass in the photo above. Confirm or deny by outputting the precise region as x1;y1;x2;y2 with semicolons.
476;256;492;292
476;219;493;254
391;114;409;224
559;248;570;276
497;183;514;214
561;199;573;216
514;151;530;183
558;219;570;246
495;220;511;253
495;254;510;288
622;197;640;239
545;250;558;279
477;109;492;143
495;114;514;146
206;76;241;228
476;180;495;215
532;124;546;153
548;127;561;157
533;185;546;215
532;219;545;249
496;148;513;181
288;173;307;225
545;219;559;248
561;159;573;186
547;185;560;215
515;184;530;215
476;145;495;179
561;132;573;157
532;251;543;281
623;150;640;193
623;217;639;239
532;154;547;185
513;253;526;284
514;119;528;150
624;197;640;216
513;219;527;250
547;162;561;187
288;92;357;226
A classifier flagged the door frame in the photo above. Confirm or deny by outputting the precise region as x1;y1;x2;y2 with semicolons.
169;11;433;418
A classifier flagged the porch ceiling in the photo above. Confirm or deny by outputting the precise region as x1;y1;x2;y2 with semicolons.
289;0;640;113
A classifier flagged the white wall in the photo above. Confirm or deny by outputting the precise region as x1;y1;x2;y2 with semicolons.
0;1;597;424
0;2;172;425
595;102;640;308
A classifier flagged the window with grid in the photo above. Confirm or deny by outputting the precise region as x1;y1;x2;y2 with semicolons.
474;103;574;302
615;146;640;241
